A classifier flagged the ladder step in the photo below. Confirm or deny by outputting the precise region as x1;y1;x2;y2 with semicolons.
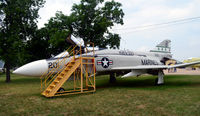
65;68;70;70
54;80;59;83
57;76;63;79
46;88;52;92
60;73;65;76
50;85;56;88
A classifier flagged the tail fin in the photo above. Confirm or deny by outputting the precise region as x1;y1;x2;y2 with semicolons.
150;39;171;53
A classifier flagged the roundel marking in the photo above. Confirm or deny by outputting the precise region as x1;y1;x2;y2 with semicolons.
97;57;113;68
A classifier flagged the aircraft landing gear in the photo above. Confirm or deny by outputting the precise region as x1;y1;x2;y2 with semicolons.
58;87;65;92
155;70;164;85
109;73;116;83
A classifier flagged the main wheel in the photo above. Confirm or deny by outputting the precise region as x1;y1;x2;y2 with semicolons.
155;78;164;86
58;87;65;92
109;73;116;83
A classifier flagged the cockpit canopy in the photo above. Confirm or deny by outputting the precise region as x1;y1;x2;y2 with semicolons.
54;51;69;58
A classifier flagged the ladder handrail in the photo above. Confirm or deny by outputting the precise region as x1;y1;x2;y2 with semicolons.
85;42;95;57
42;46;76;82
41;43;96;97
41;45;78;81
44;49;82;89
41;45;82;91
40;47;72;91
40;45;76;90
40;46;73;80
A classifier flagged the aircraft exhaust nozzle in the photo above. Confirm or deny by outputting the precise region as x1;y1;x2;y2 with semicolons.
13;60;48;77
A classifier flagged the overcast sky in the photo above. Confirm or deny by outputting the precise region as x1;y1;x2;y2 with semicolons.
38;0;200;61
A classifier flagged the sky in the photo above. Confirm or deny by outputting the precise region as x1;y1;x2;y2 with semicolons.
38;0;200;61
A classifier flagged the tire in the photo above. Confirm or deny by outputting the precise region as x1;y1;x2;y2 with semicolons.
58;87;65;92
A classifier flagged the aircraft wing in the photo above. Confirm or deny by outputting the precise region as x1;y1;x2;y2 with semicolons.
112;65;168;70
112;61;200;70
169;61;200;68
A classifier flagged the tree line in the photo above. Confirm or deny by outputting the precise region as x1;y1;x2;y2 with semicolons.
0;0;124;82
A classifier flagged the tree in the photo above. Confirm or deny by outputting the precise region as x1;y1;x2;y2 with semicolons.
0;0;45;82
44;12;72;55
71;0;124;48
45;0;124;54
25;28;51;62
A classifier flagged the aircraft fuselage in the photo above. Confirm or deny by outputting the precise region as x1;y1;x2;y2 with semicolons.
13;49;172;77
45;49;171;76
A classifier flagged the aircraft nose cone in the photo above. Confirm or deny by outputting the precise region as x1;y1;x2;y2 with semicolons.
13;60;48;76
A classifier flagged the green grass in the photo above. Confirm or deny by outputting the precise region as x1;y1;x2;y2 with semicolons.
0;73;200;116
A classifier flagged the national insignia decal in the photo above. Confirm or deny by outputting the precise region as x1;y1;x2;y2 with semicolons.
97;57;113;68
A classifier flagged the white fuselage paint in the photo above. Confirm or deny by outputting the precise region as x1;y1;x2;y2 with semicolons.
13;49;172;76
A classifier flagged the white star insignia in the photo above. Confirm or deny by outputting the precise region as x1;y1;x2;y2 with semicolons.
102;59;108;66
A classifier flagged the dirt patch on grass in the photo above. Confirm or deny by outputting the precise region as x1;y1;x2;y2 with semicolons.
137;104;146;109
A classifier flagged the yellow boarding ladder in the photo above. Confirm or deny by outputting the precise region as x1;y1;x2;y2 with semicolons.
40;44;96;97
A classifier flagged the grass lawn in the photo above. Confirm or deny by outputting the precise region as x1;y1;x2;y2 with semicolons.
0;73;200;116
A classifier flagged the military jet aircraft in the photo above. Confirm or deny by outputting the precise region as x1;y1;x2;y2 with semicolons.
13;37;200;85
